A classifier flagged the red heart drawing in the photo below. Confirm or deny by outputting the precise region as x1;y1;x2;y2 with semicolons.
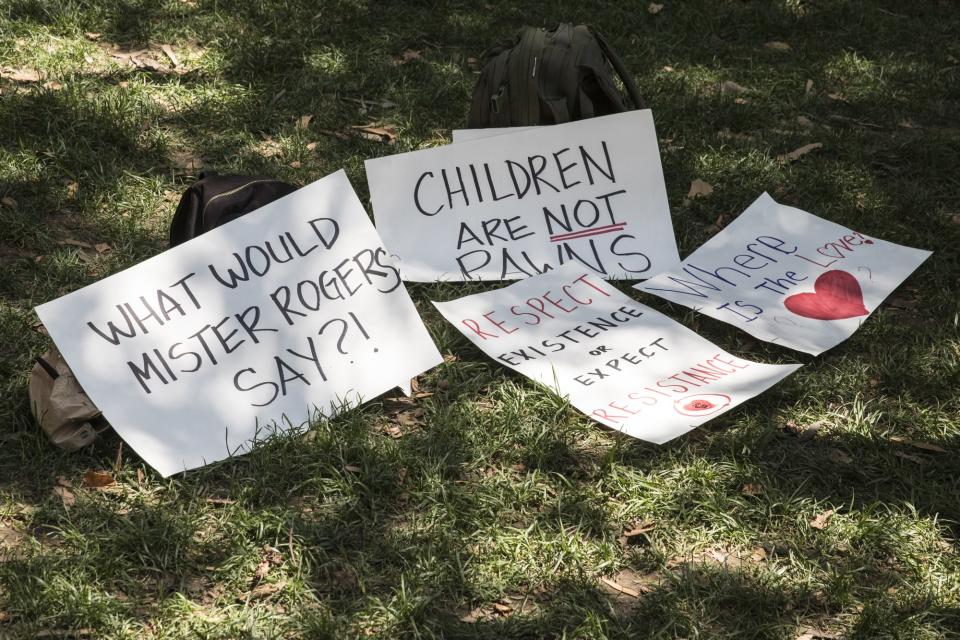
783;270;869;320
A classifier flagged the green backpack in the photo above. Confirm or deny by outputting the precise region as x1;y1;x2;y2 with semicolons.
467;23;645;128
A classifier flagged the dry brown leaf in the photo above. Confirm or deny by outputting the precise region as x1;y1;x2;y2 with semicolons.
253;559;271;581
623;521;656;537
687;179;714;200
599;576;641;598
169;149;204;171
765;41;791;51
778;142;823;163
60;239;93;249
647;2;664;14
136;468;145;484
160;44;180;68
351;124;398;144
810;509;835;530
84;32;102;40
94;242;111;254
805;79;815;96
742;483;763;496
395;49;423;65
1;67;40;82
44;80;63;90
491;602;512;614
247;579;286;600
1;196;17;209
205;497;235;505
895;451;926;464
65;181;78;198
288;160;302;169
889;436;947;453
797;115;813;128
82;469;116;488
305;141;318;151
721;80;748;95
343;464;361;473
53;485;76;508
297;114;313;130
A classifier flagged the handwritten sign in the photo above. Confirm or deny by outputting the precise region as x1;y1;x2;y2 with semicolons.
35;171;443;477
433;264;800;443
638;193;932;354
365;110;679;281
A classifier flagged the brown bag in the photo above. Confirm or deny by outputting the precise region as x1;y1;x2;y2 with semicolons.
28;347;110;451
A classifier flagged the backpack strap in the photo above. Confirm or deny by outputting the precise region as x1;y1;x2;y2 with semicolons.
592;29;645;109
509;26;548;125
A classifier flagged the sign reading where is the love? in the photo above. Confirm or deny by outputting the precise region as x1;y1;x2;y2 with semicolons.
434;264;800;443
639;193;932;355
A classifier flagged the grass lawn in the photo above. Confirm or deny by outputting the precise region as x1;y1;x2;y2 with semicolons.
2;0;959;637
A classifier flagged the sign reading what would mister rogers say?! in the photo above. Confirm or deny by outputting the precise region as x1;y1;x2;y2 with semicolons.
638;193;932;355
365;110;680;282
433;264;800;443
35;171;443;477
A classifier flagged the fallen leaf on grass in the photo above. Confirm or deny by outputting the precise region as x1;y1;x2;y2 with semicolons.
721;80;749;95
647;2;664;14
805;79;815;96
394;49;423;65
599;576;641;598
247;579;286;600
343;464;361;473
889;436;947;453
288;160;302;169
205;497;236;506
0;67;40;82
59;238;93;249
765;41;791;51
82;470;116;488
826;448;851;464
84;32;101;40
784;419;822;439
684;179;713;206
94;242;111;254
296;114;313;130
742;483;763;496
160;44;180;68
778;142;823;163
797;115;813;127
895;451;927;464
1;196;17;208
351;124;397;144
622;521;656;538
810;509;835;530
53;486;75;508
491;602;512;614
169;149;204;171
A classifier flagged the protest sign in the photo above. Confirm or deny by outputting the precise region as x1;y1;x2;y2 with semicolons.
366;110;679;282
35;171;443;477
433;264;800;443
451;126;535;143
638;193;932;354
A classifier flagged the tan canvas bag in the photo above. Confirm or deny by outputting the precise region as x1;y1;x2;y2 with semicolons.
28;347;109;451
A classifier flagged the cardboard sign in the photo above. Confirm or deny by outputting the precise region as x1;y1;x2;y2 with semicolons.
35;171;443;476
451;126;535;143
638;193;932;354
433;265;800;443
365;110;679;282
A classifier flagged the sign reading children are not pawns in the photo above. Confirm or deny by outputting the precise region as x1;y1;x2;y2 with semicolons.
639;193;932;355
365;110;680;282
434;265;800;443
35;171;443;477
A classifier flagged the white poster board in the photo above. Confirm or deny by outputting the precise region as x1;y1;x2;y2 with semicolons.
451;126;536;143
638;193;932;354
433;264;800;443
36;171;443;476
366;110;679;282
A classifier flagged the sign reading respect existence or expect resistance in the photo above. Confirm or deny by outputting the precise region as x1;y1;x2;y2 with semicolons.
36;171;443;477
365;110;680;282
434;264;801;443
638;193;932;355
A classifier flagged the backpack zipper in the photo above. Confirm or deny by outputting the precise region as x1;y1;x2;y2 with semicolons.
204;178;281;208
